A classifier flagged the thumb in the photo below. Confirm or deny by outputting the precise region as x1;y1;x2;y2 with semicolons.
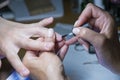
72;27;103;47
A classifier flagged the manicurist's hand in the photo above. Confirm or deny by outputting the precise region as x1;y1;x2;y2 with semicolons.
69;3;120;74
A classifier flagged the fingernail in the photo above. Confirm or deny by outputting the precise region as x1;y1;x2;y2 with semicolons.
74;20;79;27
48;28;54;38
20;69;29;77
72;28;80;35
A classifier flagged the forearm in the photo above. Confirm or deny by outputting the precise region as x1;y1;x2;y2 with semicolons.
109;47;120;75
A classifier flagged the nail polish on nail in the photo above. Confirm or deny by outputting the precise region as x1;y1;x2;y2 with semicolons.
48;28;54;38
72;28;80;35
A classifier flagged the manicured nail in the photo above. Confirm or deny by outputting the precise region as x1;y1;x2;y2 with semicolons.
20;69;29;77
48;28;54;38
74;20;79;27
72;28;80;35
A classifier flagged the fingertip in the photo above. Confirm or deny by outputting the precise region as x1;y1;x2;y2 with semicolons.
72;28;80;35
46;17;54;23
65;37;78;45
86;3;94;7
19;68;30;77
55;33;62;41
38;17;54;26
74;20;79;27
59;45;68;60
7;54;30;77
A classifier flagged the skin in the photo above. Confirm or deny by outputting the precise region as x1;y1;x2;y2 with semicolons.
2;2;120;79
23;51;68;80
23;31;68;80
69;3;120;74
0;17;66;77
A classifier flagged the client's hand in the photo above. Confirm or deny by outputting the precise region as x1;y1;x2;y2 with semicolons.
23;31;68;80
0;17;54;76
23;51;68;80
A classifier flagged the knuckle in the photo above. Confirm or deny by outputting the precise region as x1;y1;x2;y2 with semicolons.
79;27;89;37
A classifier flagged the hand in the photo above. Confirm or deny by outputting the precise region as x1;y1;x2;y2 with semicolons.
55;33;69;60
0;17;55;76
23;51;67;80
70;3;120;74
23;31;68;80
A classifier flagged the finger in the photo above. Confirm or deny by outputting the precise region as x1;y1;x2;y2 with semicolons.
25;27;51;38
22;51;37;69
78;38;89;51
38;17;54;27
6;51;29;77
2;43;29;77
59;45;69;60
72;27;103;46
55;32;62;42
45;28;55;51
74;3;105;27
56;40;65;49
19;38;54;51
55;40;65;53
28;17;54;28
24;17;54;37
45;28;55;42
65;36;78;45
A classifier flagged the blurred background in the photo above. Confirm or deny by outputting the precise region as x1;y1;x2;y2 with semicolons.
0;0;120;26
